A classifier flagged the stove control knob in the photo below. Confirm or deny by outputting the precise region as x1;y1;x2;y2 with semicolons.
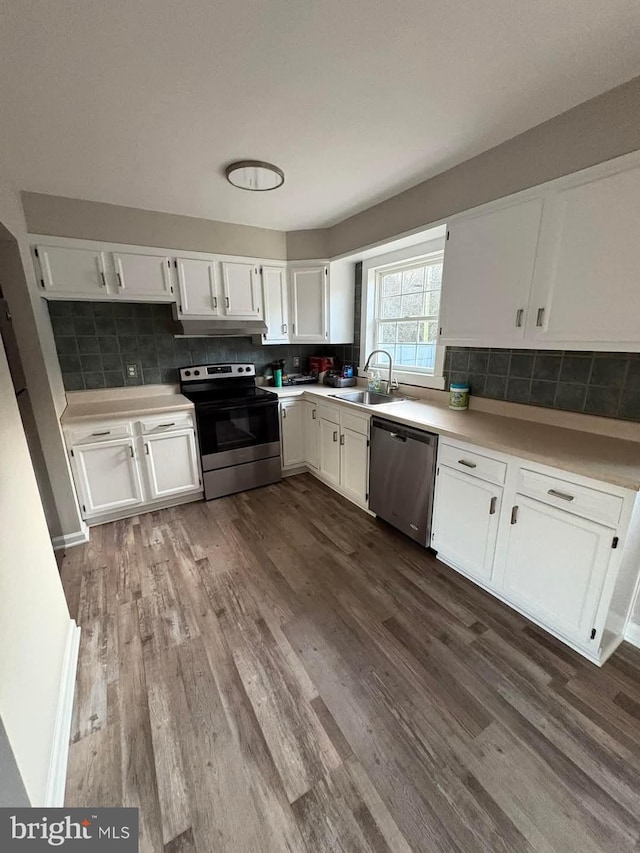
193;369;200;376
184;370;191;377
237;367;244;373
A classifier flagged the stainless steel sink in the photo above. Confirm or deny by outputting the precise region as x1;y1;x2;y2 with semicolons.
329;390;405;406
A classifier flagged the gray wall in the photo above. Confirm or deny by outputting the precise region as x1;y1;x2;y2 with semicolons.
23;193;288;260
443;348;640;422
326;75;640;257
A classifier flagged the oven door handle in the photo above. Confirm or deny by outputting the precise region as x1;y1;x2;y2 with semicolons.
195;400;279;415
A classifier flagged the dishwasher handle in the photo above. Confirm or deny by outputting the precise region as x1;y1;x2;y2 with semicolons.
389;432;407;442
372;417;437;446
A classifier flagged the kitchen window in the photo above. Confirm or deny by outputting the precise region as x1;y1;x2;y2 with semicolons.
373;255;443;374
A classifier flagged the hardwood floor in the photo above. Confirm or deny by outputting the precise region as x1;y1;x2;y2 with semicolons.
59;473;640;853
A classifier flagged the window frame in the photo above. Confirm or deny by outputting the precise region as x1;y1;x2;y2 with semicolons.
360;239;446;389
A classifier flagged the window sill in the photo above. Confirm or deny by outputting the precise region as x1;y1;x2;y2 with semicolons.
358;369;446;391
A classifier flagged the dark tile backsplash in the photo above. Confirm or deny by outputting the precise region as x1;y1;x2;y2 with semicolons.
49;301;359;392
444;348;640;422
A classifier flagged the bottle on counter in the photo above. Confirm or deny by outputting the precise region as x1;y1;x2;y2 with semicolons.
449;382;469;410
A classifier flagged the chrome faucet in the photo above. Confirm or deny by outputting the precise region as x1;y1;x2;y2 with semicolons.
363;349;399;394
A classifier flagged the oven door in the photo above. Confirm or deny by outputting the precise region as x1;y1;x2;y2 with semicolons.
196;399;280;471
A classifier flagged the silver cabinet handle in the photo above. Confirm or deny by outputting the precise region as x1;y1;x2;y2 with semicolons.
92;430;111;436
100;272;106;288
489;496;497;515
225;297;230;308
213;296;218;308
282;408;287;419
312;409;317;420
333;430;338;442
340;434;345;445
129;445;134;458
548;488;574;502
515;308;524;327
117;272;123;288
157;422;176;428
510;505;519;524
144;443;149;455
458;459;477;468
283;323;287;334
536;307;545;327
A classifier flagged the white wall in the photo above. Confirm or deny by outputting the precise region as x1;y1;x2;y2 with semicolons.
0;179;84;540
0;331;72;805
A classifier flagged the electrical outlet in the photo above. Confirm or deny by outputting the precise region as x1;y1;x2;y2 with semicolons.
293;356;300;369
126;363;138;378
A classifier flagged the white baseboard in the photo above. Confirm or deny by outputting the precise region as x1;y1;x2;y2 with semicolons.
44;620;81;807
624;620;640;650
51;521;89;551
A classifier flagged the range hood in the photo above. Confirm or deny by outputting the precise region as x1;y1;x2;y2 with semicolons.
174;318;268;337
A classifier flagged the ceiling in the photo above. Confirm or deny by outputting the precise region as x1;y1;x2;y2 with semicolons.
2;1;640;232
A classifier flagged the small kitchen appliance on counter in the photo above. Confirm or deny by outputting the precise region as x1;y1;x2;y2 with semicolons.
180;363;281;500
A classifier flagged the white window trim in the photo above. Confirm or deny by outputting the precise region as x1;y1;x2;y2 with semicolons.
359;238;446;390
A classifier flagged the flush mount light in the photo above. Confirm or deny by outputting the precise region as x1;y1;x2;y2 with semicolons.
225;160;285;192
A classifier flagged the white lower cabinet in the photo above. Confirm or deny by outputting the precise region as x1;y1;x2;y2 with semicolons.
432;465;502;583
67;412;201;521
339;428;369;505
143;429;200;499
318;415;341;487
433;437;639;665
280;399;306;468
72;437;143;516
303;401;320;470
502;495;613;646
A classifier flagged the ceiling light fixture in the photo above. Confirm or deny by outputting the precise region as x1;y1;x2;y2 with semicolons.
225;160;285;192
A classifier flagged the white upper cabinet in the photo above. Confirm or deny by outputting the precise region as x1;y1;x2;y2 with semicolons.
529;163;640;347
261;265;289;343
221;261;262;317
112;250;174;299
36;244;108;296
439;198;543;346
176;256;219;317
290;265;327;342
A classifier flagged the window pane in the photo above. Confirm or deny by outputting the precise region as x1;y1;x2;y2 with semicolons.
397;321;418;342
418;321;438;343
402;267;425;293
397;344;417;365
400;292;424;317
381;296;401;319
379;322;397;343
416;344;436;368
381;272;401;296
425;290;441;315
426;263;443;289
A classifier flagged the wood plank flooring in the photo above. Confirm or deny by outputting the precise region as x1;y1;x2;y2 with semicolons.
59;473;640;853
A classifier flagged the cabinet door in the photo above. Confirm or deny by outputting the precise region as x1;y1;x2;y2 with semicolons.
340;428;369;505
439;198;543;346
221;261;261;317
176;257;219;316
529;164;640;346
143;429;200;499
304;402;320;470
503;494;613;644
432;465;502;583
36;245;108;296
290;266;327;342
319;417;341;486
280;401;305;467
73;438;143;516
113;251;173;298
261;265;289;343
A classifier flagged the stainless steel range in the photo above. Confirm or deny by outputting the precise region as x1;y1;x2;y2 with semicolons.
179;363;281;500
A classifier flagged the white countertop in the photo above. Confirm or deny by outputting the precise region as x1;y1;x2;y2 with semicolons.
272;384;640;491
61;386;193;424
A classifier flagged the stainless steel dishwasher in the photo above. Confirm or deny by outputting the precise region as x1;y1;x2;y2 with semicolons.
369;417;438;546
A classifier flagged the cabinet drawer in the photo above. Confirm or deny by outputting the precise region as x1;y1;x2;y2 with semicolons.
139;412;194;434
340;410;370;436
439;442;506;485
66;421;132;446
516;468;623;527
